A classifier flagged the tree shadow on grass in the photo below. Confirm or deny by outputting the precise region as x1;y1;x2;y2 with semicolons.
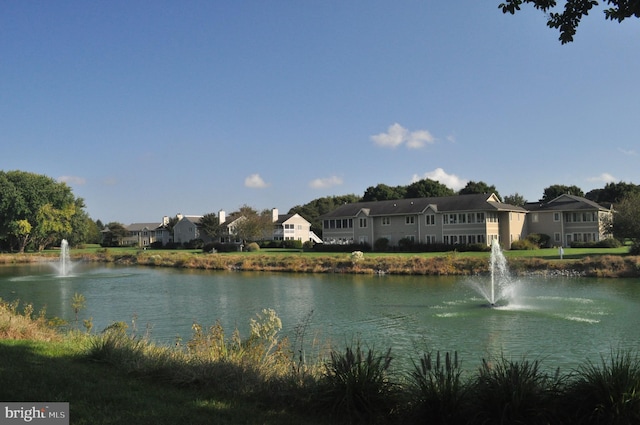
0;340;326;425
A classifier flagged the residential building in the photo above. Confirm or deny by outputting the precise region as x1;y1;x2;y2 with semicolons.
319;193;528;249
271;209;313;242
173;214;205;244
524;194;613;247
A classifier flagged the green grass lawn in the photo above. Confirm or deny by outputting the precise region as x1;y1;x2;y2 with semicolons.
0;338;329;425
63;244;630;260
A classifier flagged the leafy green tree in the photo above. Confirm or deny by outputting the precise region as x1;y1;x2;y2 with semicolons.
199;212;222;241
101;222;128;247
499;0;640;44
459;181;501;200
231;205;273;244
504;193;527;207
0;170;80;252
586;181;640;204
540;184;584;202
361;184;407;202
405;179;455;198
612;192;640;252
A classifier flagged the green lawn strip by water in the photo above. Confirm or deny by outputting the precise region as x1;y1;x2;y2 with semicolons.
0;339;329;425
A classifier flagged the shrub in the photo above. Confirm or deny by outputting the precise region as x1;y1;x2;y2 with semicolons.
246;242;260;252
526;233;551;248
283;239;303;249
510;239;537;250
470;354;564;425
373;238;390;252
318;342;397;423
563;349;640;425
409;351;468;424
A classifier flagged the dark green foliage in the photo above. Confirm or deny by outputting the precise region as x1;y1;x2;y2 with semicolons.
470;354;564;425
499;0;640;44
525;233;551;248
562;349;640;425
510;239;538;250
361;184;407;202
319;342;397;424
539;184;584;202
459;181;501;201
409;351;468;424
373;238;390;252
405;179;455;198
571;238;622;248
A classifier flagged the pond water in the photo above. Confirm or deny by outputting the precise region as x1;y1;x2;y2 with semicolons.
1;262;639;372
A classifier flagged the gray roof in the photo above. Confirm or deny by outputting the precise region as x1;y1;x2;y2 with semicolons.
524;194;610;212
126;222;163;231
319;193;526;219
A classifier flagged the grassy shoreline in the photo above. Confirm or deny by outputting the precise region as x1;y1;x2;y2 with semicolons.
1;246;639;278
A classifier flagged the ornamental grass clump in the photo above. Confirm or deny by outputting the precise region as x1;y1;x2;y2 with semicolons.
469;354;564;425
562;349;640;425
318;341;398;424
408;351;468;424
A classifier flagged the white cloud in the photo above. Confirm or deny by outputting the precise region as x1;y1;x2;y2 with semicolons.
618;148;637;156
587;172;617;184
406;129;435;149
57;175;86;185
371;123;436;149
412;168;468;191
244;173;270;189
309;175;343;189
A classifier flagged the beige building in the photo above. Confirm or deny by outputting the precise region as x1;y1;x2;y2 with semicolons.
320;193;527;249
525;194;613;247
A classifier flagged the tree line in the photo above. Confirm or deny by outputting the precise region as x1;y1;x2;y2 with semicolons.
2;170;640;253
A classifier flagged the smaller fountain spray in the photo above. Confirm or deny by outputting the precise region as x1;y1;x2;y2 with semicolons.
58;239;72;277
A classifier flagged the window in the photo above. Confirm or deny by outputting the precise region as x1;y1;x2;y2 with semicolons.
425;235;436;244
382;217;390;226
449;214;457;224
405;216;415;225
425;214;435;225
443;215;449;225
554;232;561;242
476;213;485;223
458;214;466;223
468;213;476;224
532;213;539;223
554;212;560;222
359;218;367;228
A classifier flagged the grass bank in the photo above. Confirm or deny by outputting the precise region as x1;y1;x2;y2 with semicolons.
2;245;637;277
0;243;640;277
2;299;640;424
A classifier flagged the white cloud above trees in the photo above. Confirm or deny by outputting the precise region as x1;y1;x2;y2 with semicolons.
309;175;343;189
411;168;467;191
244;174;270;188
371;123;435;149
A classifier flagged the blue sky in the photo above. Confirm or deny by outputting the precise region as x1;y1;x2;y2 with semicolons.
2;1;639;224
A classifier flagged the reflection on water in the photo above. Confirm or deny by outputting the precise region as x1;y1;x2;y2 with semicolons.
0;263;639;372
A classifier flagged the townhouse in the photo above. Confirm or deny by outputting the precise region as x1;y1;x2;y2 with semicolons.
319;193;612;249
524;194;612;247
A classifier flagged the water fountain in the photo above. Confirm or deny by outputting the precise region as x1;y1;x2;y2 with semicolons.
57;239;73;277
472;239;513;306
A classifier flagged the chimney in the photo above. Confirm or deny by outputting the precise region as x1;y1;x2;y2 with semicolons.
272;208;279;222
162;216;169;226
218;210;226;224
176;213;183;221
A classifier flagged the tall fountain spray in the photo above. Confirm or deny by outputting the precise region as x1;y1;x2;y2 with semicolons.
58;239;72;277
488;239;510;305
